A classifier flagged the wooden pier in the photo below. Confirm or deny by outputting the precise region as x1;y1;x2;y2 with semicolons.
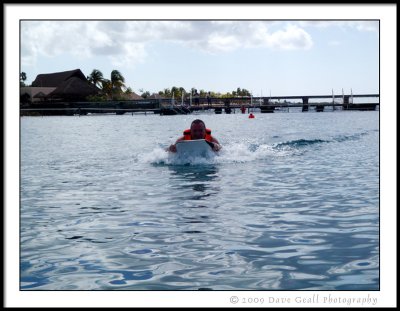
20;94;379;116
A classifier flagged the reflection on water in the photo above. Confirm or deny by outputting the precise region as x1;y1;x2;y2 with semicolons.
168;165;220;202
167;165;221;236
169;164;219;184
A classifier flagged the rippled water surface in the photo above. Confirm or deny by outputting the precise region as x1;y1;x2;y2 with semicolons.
21;111;379;290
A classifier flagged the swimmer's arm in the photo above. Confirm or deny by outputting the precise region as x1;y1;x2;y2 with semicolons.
167;136;184;152
209;137;222;152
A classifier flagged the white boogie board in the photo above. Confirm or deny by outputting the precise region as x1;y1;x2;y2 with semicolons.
175;139;213;157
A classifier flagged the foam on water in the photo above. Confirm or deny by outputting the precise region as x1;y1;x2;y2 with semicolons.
138;131;371;166
138;142;296;166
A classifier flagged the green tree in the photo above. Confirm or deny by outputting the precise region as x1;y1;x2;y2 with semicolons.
141;91;151;98
111;70;126;93
160;86;187;99
98;70;127;100
20;72;27;87
199;89;207;97
221;92;232;98
171;86;179;98
240;88;251;96
87;69;104;88
101;79;112;99
232;87;251;97
161;88;171;97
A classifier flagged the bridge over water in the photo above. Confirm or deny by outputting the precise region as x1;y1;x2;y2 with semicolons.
20;94;379;116
159;93;379;114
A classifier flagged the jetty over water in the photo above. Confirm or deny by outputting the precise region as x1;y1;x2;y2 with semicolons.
20;93;379;116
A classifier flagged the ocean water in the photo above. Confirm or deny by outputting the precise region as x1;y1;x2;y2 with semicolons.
20;110;379;290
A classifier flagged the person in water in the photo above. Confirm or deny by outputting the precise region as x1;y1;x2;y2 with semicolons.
168;119;222;152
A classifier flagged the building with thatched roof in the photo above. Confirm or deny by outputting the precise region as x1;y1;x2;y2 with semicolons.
31;69;87;87
20;87;56;103
33;91;47;100
47;77;101;100
22;69;101;102
119;92;143;100
147;93;164;99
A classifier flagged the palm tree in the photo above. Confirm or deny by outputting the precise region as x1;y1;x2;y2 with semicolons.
87;69;104;88
140;91;150;98
95;70;127;100
110;70;126;93
171;86;179;98
20;72;27;86
100;79;113;100
161;88;171;97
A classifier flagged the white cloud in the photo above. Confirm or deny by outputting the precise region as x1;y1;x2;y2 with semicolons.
206;34;241;52
299;20;379;32
157;21;313;53
21;21;314;68
354;21;379;32
265;24;313;50
108;42;147;67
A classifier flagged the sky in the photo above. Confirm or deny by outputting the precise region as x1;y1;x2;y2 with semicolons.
21;19;379;97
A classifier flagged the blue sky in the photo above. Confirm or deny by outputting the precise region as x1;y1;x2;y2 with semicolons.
21;20;379;97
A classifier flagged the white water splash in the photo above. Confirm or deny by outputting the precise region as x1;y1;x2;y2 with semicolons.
137;142;294;166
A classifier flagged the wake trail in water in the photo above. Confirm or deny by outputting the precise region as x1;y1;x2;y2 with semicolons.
136;142;302;166
135;131;371;166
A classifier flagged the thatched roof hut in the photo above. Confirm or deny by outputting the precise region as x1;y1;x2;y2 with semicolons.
20;87;56;103
47;77;101;100
33;91;47;100
147;93;164;99
120;92;143;100
31;69;87;87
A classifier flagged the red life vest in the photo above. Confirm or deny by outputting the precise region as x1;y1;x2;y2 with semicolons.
183;128;213;142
